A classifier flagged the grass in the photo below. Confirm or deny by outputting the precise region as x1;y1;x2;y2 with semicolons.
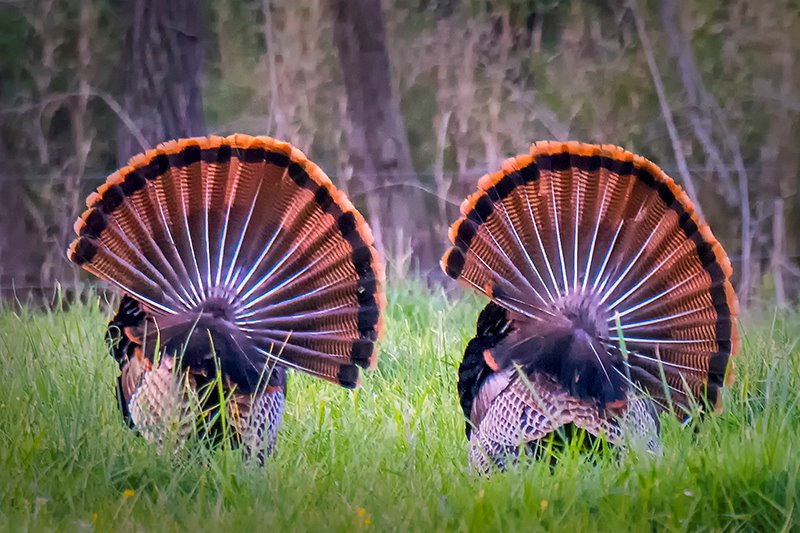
0;283;799;532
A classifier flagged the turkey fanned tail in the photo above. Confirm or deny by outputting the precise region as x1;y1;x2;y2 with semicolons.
445;141;738;471
70;134;385;458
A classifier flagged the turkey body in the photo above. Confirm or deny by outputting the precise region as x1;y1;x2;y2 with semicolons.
444;141;738;472
107;294;287;461
69;134;384;460
458;302;660;472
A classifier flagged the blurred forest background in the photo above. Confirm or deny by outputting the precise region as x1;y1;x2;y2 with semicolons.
0;0;798;310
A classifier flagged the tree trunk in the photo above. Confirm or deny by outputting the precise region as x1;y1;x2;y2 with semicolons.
117;0;206;164
329;0;435;277
772;198;787;309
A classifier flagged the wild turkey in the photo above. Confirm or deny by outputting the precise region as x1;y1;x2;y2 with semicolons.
442;141;739;472
68;134;384;461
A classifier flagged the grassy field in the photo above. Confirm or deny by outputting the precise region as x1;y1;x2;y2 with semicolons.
0;284;798;532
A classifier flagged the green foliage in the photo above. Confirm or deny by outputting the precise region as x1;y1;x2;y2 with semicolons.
0;285;799;531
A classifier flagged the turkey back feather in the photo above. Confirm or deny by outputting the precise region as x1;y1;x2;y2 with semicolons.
69;134;385;392
444;141;739;416
458;302;511;438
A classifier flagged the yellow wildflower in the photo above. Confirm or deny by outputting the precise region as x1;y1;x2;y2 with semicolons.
122;489;135;500
540;499;549;511
356;507;371;528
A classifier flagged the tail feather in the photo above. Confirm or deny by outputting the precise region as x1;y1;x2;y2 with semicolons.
181;145;214;293
69;134;384;390
444;141;738;415
112;199;190;305
71;239;177;315
228;145;292;290
101;218;187;308
237;244;368;314
237;305;365;334
236;204;344;305
124;173;200;305
202;141;234;289
236;277;374;329
156;151;206;299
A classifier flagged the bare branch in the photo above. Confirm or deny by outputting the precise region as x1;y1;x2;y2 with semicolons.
658;0;752;306
660;0;736;204
1;89;149;151
261;0;278;134
433;109;452;230
629;0;702;218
